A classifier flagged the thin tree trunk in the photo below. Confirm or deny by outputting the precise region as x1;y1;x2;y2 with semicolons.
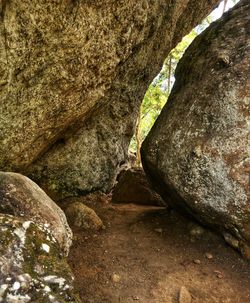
167;54;172;96
135;109;142;167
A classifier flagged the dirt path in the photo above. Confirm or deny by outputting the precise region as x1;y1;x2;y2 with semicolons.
65;197;250;303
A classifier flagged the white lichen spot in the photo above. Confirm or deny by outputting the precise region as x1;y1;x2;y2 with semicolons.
43;276;66;288
6;294;31;303
63;284;70;290
6;293;31;303
22;221;32;229
43;275;57;282
48;294;56;302
17;273;32;283
14;228;26;245
12;281;21;291
43;286;51;292
41;243;50;253
0;284;8;297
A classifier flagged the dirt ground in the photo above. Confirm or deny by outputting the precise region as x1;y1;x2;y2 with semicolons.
62;195;250;303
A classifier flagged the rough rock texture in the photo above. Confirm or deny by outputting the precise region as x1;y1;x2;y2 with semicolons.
141;0;250;257
0;172;72;255
65;202;104;230
0;0;220;197
112;168;165;206
0;214;80;303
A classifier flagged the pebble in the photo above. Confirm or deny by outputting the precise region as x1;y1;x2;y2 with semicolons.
179;286;192;303
111;274;121;283
132;296;139;300
193;259;201;264
214;270;223;279
205;253;213;259
223;233;239;249
73;235;78;241
189;225;204;237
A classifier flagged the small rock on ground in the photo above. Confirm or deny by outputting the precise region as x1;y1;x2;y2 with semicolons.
205;253;213;259
189;225;205;238
65;202;104;230
111;274;121;283
179;286;192;303
223;233;239;249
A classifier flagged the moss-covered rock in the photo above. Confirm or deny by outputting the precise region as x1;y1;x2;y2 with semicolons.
0;214;81;303
0;172;72;255
65;202;104;230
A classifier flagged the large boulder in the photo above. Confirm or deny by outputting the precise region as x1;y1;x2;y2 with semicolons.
0;214;80;303
141;0;250;257
0;0;220;197
0;172;72;255
112;168;165;206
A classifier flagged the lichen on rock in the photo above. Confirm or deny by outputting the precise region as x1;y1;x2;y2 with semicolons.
0;214;80;303
0;172;72;255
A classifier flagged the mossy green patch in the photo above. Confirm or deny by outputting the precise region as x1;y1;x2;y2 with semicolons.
0;215;81;303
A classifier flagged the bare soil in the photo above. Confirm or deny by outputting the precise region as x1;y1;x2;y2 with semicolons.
63;195;250;303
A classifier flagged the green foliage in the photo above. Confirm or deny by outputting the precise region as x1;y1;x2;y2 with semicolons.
129;30;198;153
141;85;167;138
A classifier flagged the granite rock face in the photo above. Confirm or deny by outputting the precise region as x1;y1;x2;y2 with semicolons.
0;214;80;303
0;172;72;255
0;0;219;197
142;0;250;257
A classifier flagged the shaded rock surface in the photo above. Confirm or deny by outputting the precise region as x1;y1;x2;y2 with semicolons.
65;202;104;230
0;172;72;255
0;0;220;197
142;0;250;257
0;214;80;303
112;168;165;206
